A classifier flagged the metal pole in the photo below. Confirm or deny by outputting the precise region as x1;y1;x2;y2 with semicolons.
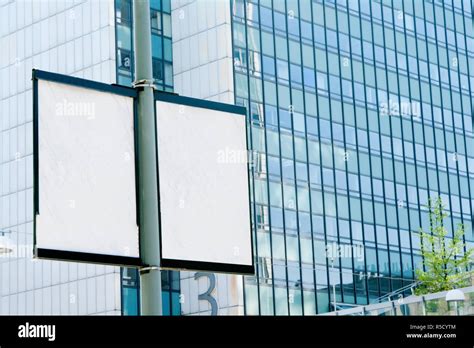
133;0;162;315
331;257;337;312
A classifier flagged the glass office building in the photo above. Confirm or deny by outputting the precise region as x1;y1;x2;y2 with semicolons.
0;0;123;315
115;0;174;90
231;0;473;314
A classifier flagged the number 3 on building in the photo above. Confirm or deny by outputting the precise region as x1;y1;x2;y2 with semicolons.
194;272;218;315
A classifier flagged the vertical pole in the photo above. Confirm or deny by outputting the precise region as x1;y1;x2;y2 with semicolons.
133;0;162;315
331;257;337;312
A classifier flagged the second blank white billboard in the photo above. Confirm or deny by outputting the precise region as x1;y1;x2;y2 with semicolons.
156;97;253;274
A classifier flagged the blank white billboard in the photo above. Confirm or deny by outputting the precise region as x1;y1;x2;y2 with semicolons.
34;72;140;266
156;97;253;274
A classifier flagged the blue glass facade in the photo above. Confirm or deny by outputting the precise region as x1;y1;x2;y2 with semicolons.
115;0;174;90
232;0;473;314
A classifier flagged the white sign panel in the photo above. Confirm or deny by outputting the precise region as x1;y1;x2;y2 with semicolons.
34;72;140;266
156;97;253;274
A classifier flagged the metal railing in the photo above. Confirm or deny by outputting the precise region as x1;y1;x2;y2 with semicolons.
373;281;421;304
321;286;474;316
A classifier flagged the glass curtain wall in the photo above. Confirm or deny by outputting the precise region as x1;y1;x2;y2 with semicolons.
231;0;473;315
